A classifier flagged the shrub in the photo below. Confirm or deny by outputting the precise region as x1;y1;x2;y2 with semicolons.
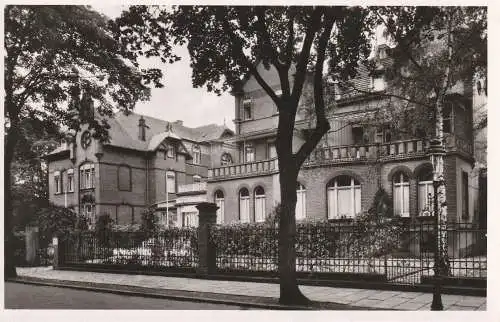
35;204;81;246
139;207;160;239
95;213;114;247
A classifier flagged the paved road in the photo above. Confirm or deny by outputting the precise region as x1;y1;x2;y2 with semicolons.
4;282;249;309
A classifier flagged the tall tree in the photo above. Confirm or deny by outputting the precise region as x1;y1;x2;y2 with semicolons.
342;7;486;309
4;5;160;278
113;5;376;304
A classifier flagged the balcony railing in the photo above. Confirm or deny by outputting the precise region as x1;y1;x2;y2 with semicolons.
177;182;207;194
208;135;471;180
208;158;279;180
304;138;429;165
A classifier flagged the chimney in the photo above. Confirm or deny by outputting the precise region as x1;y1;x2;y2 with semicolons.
174;120;183;126
138;116;147;141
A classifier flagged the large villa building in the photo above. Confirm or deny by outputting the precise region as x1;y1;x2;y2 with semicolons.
47;45;486;236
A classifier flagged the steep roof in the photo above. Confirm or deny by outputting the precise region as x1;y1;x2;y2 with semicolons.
47;111;233;156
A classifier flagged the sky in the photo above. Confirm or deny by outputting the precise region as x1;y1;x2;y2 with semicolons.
94;5;235;130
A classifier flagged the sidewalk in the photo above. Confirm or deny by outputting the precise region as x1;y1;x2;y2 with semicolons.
13;267;486;311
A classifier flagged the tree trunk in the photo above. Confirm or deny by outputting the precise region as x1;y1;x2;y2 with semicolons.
4;121;20;279
278;163;309;305
276;107;309;305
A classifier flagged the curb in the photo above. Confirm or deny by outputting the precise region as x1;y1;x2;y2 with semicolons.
7;277;380;310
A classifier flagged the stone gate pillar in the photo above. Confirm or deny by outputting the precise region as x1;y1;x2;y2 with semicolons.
196;202;218;276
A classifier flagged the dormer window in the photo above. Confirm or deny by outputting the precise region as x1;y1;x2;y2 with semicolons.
166;144;175;158
243;98;252;120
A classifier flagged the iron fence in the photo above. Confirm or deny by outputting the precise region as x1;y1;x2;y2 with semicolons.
60;229;199;271
211;220;486;286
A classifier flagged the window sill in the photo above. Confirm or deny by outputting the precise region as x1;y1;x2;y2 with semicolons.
80;187;95;192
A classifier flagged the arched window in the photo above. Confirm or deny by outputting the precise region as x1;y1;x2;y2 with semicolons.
79;163;95;189
239;188;250;223
214;190;225;224
221;153;233;166
254;186;266;223
192;145;201;164
393;172;410;217
418;170;434;216
327;175;361;219
296;182;306;220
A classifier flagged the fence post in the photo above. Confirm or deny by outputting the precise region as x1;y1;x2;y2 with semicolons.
196;202;218;276
52;235;62;269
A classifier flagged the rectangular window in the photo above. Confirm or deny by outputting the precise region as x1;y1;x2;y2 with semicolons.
352;126;365;145
255;195;266;223
183;212;198;227
394;184;410;217
239;197;250;223
462;171;469;220
243;98;252;120
216;198;224;224
166;171;176;193
192;146;201;164
296;189;306;220
80;164;95;189
268;142;277;159
418;181;434;216
245;145;255;162
166;144;175;158
67;170;74;192
54;172;61;194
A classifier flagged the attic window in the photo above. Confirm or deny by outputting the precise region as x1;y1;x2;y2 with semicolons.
166;144;175;158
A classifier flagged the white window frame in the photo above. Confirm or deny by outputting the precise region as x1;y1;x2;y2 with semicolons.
215;191;225;224
418;180;434;216
166;144;175;158
268;142;277;159
393;173;410;217
245;144;255;163
54;171;61;194
79;163;95;189
67;169;74;192
243;98;252;120
254;187;266;223
166;171;176;193
327;176;361;219
239;189;250;223
192;145;201;164
193;175;201;183
296;183;306;220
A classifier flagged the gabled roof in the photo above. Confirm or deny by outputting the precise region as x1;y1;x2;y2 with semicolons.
46;111;233;156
